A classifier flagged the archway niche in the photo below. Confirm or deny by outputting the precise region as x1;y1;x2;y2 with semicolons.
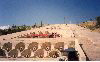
8;49;18;58
41;42;51;51
54;42;64;51
28;42;38;52
34;49;44;58
2;42;12;52
15;42;25;52
21;49;31;58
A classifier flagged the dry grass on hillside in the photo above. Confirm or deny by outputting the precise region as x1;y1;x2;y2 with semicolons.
79;21;100;33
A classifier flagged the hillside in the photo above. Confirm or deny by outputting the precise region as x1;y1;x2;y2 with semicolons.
79;21;100;33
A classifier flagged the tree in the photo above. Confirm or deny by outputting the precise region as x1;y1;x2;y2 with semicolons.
41;21;43;27
12;24;16;28
34;22;37;27
96;16;100;27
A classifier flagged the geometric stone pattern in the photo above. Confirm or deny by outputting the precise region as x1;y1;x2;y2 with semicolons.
0;41;67;58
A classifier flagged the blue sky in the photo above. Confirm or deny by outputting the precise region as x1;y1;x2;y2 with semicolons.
0;0;100;26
